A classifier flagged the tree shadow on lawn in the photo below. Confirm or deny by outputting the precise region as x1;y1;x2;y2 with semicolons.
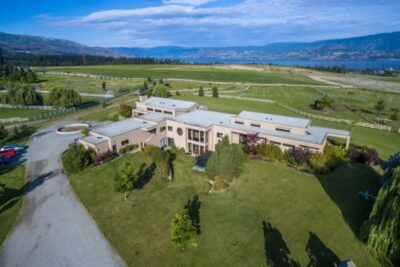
134;163;156;190
306;232;340;267
316;163;381;238
185;195;201;234
262;221;300;267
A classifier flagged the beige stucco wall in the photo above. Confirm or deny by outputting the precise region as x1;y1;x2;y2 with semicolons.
230;117;307;135
78;139;110;154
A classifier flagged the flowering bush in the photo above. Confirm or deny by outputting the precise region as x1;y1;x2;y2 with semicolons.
347;145;379;165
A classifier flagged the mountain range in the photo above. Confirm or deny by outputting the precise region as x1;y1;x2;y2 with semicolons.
1;31;400;61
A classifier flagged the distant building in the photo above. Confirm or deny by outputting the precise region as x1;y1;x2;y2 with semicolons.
79;97;350;155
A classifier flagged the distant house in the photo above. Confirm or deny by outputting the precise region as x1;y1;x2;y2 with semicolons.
78;96;350;155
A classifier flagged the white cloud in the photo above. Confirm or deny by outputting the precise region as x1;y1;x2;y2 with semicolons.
162;0;216;6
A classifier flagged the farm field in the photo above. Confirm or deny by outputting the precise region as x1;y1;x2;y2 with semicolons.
34;65;326;85
175;95;400;159
68;152;381;267
37;74;144;94
0;108;50;119
237;85;400;124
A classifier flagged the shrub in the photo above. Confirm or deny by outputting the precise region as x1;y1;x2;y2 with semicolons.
308;152;329;174
118;103;132;118
107;112;119;121
151;147;172;177
0;125;8;140
93;150;118;166
81;127;89;137
118;144;137;154
256;143;283;161
198;86;204;97
62;144;91;174
0;183;5;197
347;145;379;165
171;208;197;250
290;147;312;165
212;87;219;98
205;143;247;180
143;145;155;155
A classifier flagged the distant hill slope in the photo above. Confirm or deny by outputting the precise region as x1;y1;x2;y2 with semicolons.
0;32;123;57
111;32;400;60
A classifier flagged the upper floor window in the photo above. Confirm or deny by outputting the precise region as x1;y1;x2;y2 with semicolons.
155;109;162;113
217;132;223;138
168;126;173;131
250;123;261;128
160;126;166;132
164;111;173;115
235;121;244;125
121;139;129;146
147;108;154;111
276;128;290;133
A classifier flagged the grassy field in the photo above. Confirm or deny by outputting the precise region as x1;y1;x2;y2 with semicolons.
239;86;400;123
37;73;144;94
68;152;380;267
0;108;50;119
0;165;25;245
368;76;400;84
34;65;326;85
175;95;400;159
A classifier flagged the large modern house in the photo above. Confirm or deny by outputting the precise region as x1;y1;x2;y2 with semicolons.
78;96;350;155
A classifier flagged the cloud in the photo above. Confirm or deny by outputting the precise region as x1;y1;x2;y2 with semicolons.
162;0;216;6
35;0;400;46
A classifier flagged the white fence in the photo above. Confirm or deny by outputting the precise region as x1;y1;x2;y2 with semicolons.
0;104;58;110
0;117;29;124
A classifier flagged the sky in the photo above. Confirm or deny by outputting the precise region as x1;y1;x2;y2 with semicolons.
1;0;400;47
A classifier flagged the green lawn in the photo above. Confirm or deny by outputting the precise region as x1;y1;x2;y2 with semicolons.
34;65;326;85
68;152;380;267
37;73;144;94
0;165;25;245
175;95;400;159
0;108;50;119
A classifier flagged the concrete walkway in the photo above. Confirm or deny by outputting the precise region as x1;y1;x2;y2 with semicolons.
0;122;124;267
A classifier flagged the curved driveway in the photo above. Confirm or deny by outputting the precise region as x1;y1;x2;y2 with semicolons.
0;122;124;267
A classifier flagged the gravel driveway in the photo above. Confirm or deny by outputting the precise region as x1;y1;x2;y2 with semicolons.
0;122;124;267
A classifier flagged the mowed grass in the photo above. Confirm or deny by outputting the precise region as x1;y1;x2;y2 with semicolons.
0;165;25;245
37;74;144;94
175;95;400;159
68;152;380;267
0;108;50;119
34;65;325;85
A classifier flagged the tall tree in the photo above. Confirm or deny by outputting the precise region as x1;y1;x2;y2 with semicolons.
366;167;400;265
212;86;219;98
171;208;198;250
198;86;204;97
102;81;106;91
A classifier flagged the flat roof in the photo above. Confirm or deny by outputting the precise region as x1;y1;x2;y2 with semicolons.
236;111;310;128
92;118;155;137
138;112;175;122
80;135;108;145
142;97;197;110
175;110;234;128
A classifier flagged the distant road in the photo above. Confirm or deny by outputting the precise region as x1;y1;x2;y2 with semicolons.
0;122;125;267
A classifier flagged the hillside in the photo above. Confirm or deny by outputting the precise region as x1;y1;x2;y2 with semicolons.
112;32;400;61
0;32;123;57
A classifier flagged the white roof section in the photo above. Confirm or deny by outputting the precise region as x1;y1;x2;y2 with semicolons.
80;135;108;145
237;111;310;128
175;110;234;128
92;118;155;137
138;112;175;122
142;97;197;110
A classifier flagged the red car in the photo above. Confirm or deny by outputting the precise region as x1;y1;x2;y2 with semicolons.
0;148;17;158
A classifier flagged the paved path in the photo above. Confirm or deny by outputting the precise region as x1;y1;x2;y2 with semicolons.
0;122;124;267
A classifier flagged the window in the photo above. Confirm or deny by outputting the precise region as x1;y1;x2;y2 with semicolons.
239;134;247;144
177;128;183;136
149;129;157;134
283;143;295;148
168;126;173;131
276;128;290;133
217;132;223;138
235;120;244;125
121;139;129;146
270;141;281;146
160;126;166;132
164;110;173;115
155;109;162;113
188;129;205;143
146;108;154;111
250;123;261;128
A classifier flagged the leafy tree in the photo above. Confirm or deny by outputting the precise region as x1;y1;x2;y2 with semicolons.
0;125;8;140
366;167;400;265
115;162;139;200
45;87;82;107
61;144;91;174
375;99;386;112
212;87;219;98
171;208;197;250
205;142;247;179
175;91;181;96
6;83;42;105
256;142;283;161
118;103;132;118
198;86;204;97
26;70;37;83
102;81;106;91
215;135;229;151
244;133;261;157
